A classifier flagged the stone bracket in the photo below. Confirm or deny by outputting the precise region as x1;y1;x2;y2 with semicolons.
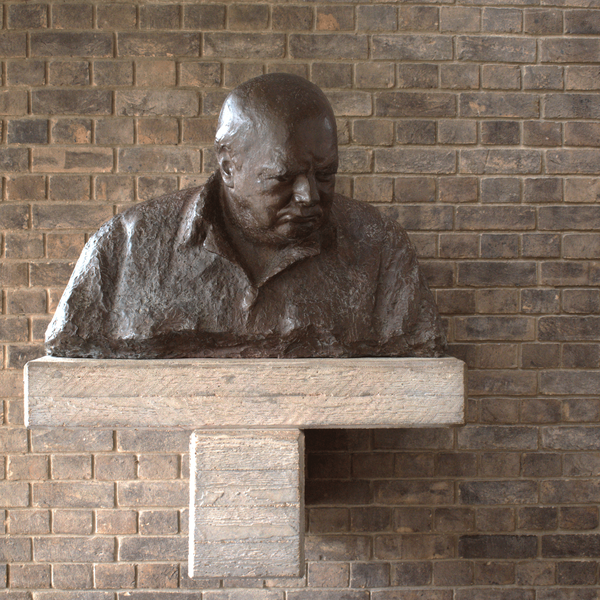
191;429;304;578
25;356;465;579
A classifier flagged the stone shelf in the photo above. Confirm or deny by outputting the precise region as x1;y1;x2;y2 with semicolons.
26;356;465;579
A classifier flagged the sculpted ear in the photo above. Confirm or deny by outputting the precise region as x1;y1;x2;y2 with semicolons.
218;148;236;188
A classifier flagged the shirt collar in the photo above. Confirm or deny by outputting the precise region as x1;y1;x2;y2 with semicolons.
176;170;336;287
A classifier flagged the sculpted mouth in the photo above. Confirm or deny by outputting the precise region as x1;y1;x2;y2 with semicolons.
278;211;322;225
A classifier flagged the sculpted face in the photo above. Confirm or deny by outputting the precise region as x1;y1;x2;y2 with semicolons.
220;114;338;246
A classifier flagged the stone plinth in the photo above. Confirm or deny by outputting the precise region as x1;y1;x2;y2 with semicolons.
26;356;465;578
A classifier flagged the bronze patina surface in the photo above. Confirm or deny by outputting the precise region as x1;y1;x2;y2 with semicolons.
46;74;446;358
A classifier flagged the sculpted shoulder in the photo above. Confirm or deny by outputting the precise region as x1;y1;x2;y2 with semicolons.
330;193;411;250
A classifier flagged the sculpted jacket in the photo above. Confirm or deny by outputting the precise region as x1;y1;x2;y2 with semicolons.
46;172;447;358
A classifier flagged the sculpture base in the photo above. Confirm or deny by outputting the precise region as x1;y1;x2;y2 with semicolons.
26;356;465;579
191;429;304;578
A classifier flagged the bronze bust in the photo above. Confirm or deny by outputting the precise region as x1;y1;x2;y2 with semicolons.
46;74;446;359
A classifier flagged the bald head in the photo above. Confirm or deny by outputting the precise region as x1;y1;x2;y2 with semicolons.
215;73;337;157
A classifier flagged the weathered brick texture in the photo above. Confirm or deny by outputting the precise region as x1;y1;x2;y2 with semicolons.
2;0;600;596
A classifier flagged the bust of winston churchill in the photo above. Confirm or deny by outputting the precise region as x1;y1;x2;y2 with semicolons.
46;74;446;359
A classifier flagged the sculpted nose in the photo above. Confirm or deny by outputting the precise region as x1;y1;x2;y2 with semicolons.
293;174;319;205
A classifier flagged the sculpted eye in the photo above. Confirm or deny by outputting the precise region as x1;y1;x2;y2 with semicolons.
316;171;335;182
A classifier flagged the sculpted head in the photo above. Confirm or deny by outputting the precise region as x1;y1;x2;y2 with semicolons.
215;74;338;247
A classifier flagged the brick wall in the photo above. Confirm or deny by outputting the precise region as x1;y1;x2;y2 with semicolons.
1;1;600;598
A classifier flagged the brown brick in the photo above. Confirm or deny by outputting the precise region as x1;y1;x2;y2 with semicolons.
52;563;93;589
376;92;454;118
272;6;313;31
522;453;561;481
375;149;455;174
0;317;29;342
438;120;477;144
482;65;521;90
137;454;179;480
116;90;198;117
437;289;477;314
117;481;187;507
48;175;90;202
439;234;478;260
308;562;350;587
312;62;352;89
374;428;453;451
0;148;29;171
138;118;179;145
397;64;439;89
95;563;135;590
441;7;480;32
118;148;199;175
309;507;350;534
137;563;179;589
205;32;285;59
524;66;563;91
222;62;264;88
50;118;92;144
118;32;199;57
9;564;50;589
229;4;269;31
396;120;436;145
97;4;137;29
7;455;49;480
398;7;439;31
483;8;522;33
543;534;600;558
357;5;397;32
567;66;600;91
136;59;176;87
7;119;48;144
354;177;394;203
94;61;134;86
317;6;354;31
461;148;541;174
7;59;46;86
95;455;136;481
137;176;178;201
307;479;371;505
560;507;599;531
8;509;50;535
350;507;392;533
548;95;600;124
119;536;187;561
48;60;90;87
481;121;520;145
435;507;475;533
51;3;92;29
51;454;92;481
31;32;112;58
96;509;137;535
0;32;27;58
372;35;452;61
354;63;394;90
525;9;562;34
458;36;535;62
8;4;47;29
350;562;390;588
394;177;436;203
53;509;93;534
33;481;114;508
140;509;179;536
94;118;133;145
562;344;600;369
440;64;479;90
524;121;562;147
460;535;537;558
32;89;111;115
0;537;31;561
433;561;472;586
482;234;519;258
140;4;179;30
